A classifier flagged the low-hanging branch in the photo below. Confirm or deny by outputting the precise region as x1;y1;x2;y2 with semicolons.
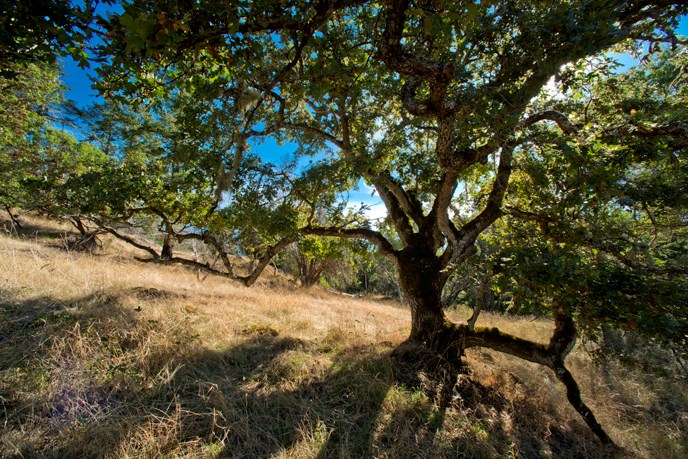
302;224;397;257
101;225;161;259
436;309;613;444
3;205;23;229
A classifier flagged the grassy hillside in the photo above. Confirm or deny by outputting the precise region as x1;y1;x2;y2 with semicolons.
1;214;686;458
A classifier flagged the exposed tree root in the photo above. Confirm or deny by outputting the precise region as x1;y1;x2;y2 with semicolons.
420;307;616;446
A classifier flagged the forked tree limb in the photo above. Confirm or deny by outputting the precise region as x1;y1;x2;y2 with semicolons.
240;236;296;286
435;313;614;445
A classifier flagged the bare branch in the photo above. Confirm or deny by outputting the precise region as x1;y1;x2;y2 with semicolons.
517;110;580;136
303;224;398;257
101;225;160;259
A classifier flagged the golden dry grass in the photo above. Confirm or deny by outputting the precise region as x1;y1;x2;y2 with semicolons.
1;214;686;458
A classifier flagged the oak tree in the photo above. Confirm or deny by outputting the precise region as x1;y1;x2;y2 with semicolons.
92;0;688;443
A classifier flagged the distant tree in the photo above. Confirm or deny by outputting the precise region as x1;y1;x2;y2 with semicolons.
0;60;69;228
93;0;688;443
349;241;401;298
21;127;110;247
281;236;352;288
63;96;304;282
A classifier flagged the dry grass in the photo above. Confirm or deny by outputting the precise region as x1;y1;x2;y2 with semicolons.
1;214;686;458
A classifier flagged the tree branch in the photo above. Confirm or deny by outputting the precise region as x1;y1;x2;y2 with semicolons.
434;317;614;444
302;224;398;257
454;141;516;258
135;254;230;278
101;225;160;259
377;0;455;83
517;110;580;136
241;236;297;286
175;231;238;278
370;178;416;245
376;174;425;228
281;122;345;149
587;238;688;275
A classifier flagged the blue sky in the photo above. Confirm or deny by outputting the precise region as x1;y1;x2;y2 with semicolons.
59;14;688;221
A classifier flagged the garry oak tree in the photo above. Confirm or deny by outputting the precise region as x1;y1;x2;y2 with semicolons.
88;0;688;443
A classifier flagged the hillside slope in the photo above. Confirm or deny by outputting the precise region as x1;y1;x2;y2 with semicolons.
1;214;686;458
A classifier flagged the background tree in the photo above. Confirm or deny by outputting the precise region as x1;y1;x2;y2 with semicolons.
282;236;350;288
0;60;94;232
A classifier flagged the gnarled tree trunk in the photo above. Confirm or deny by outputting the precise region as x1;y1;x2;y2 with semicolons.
397;247;450;347
395;249;614;445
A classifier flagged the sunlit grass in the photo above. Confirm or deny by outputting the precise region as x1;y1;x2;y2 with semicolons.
1;214;686;458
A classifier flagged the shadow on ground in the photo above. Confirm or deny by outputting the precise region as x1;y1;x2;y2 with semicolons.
0;287;621;458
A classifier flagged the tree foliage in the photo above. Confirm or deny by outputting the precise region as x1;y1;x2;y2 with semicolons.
0;0;97;75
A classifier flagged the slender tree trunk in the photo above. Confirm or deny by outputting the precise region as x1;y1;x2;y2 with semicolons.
4;206;22;229
161;233;174;259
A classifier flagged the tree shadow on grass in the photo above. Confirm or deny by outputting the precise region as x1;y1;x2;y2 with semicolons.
0;286;211;457
1;289;625;458
168;340;617;458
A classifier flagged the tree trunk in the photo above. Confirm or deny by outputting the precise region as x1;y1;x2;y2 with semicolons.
4;206;22;229
297;256;319;287
396;247;459;360
69;217;100;251
161;233;173;259
394;247;614;445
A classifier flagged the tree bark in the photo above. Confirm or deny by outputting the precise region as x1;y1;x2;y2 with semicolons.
396;246;460;361
395;249;615;445
161;232;174;260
